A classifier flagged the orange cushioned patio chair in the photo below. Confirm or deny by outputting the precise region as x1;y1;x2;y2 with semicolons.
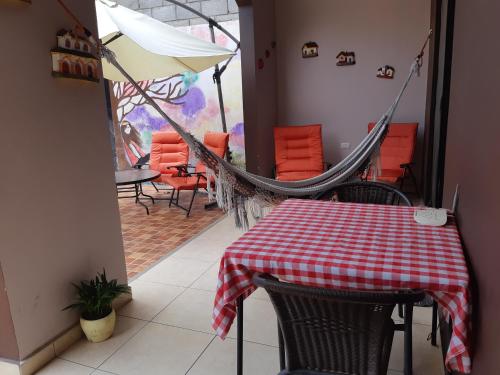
367;122;418;193
163;132;229;217
148;131;189;194
274;124;326;182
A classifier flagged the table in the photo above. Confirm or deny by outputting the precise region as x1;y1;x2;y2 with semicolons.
115;169;161;215
212;199;471;374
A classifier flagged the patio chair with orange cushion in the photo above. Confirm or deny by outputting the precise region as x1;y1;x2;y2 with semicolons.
367;122;419;194
274;124;326;182
148;131;189;193
163;132;229;217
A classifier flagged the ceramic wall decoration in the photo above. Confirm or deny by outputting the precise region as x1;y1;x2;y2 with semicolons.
51;29;100;83
257;58;264;70
377;65;395;79
302;42;319;58
336;51;356;66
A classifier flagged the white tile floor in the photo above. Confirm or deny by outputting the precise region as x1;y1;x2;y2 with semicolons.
37;216;444;375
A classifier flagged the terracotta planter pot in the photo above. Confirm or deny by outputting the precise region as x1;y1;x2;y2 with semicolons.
80;309;116;343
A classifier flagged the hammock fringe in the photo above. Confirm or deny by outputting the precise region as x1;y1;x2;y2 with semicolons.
98;35;429;229
56;0;431;229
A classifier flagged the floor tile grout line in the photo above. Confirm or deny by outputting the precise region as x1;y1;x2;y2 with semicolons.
186;286;216;293
52;357;97;370
116;287;189;325
224;336;280;349
150;286;193;322
130;279;191;288
184;335;217;374
136;257;216;287
185;261;220;289
92;319;150;370
146;320;217;336
114;315;280;349
115;314;151;323
135;264;217;290
118;296;434;351
170;254;222;266
142;318;438;351
118;294;436;359
127;214;228;283
91;368;121;375
146;317;280;348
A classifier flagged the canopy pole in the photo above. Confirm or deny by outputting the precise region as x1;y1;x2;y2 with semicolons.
209;22;228;135
163;0;240;47
164;0;240;161
209;21;233;161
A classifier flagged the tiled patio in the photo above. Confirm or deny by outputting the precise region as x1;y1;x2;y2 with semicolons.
37;216;444;375
119;185;224;278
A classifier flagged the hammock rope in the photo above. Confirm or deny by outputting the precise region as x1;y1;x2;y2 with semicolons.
57;0;431;227
100;43;426;227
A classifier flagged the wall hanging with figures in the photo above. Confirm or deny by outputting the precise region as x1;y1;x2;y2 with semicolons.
109;21;246;170
336;51;356;66
113;75;187;167
302;42;319;58
51;29;100;82
377;65;395;79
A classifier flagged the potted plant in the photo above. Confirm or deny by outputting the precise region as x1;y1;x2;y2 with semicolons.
63;269;130;343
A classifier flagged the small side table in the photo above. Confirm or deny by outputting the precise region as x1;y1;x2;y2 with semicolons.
115;169;161;215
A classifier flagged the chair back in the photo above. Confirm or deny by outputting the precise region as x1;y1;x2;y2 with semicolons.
368;122;418;173
149;131;189;176
253;274;424;375
274;124;325;181
195;132;229;173
317;181;411;206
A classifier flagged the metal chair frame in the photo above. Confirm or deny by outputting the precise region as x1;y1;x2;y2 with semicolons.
315;181;412;206
253;273;424;375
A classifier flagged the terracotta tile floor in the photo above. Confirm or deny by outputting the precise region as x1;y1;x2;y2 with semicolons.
118;185;224;279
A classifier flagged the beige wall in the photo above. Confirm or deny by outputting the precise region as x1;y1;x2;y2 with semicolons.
442;1;500;373
239;0;278;176
0;1;127;360
274;0;431;176
0;266;18;360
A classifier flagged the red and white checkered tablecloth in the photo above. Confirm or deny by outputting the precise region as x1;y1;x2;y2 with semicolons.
212;199;471;373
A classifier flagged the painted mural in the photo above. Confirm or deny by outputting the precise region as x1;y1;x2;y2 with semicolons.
111;20;245;169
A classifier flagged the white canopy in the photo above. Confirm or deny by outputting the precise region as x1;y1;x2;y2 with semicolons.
95;0;234;81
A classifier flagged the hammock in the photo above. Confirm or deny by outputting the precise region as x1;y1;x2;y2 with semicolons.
57;0;430;227
103;45;427;227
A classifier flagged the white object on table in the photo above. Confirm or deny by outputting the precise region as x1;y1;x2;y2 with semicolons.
414;208;448;226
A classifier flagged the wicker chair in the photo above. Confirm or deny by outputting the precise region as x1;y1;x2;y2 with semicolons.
316;181;412;206
253;274;424;375
316;181;413;319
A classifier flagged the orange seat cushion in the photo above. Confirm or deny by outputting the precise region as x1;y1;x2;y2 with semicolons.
274;124;325;182
162;175;208;190
195;132;230;174
368;122;418;181
164;132;229;191
276;171;324;182
149;131;189;180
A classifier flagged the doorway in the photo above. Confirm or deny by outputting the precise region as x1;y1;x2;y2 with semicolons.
423;0;456;208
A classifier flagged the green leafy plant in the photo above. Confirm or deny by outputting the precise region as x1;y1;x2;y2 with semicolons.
63;269;130;321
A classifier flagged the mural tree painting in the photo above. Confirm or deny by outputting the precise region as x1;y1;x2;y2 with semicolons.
111;21;245;170
111;75;188;168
